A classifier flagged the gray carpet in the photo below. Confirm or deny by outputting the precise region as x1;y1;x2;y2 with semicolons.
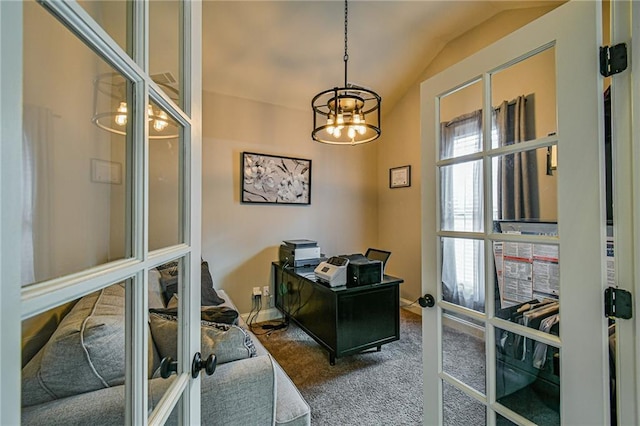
256;309;559;425
256;309;423;425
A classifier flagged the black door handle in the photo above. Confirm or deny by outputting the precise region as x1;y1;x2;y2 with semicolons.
419;294;435;308
192;352;217;378
160;353;218;379
160;356;177;379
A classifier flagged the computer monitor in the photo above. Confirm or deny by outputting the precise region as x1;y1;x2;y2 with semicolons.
365;248;391;272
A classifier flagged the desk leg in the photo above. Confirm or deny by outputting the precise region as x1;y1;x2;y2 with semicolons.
329;353;336;366
376;345;382;352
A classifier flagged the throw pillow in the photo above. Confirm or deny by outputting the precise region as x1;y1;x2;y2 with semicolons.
158;260;225;307
149;313;256;365
21;284;157;407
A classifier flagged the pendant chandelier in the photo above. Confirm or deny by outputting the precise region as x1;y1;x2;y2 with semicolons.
311;0;381;145
92;72;179;140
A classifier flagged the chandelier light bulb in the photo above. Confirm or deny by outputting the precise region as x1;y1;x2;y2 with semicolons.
333;127;342;138
358;125;366;135
154;110;169;131
336;113;345;126
327;116;335;135
115;101;128;126
347;126;356;139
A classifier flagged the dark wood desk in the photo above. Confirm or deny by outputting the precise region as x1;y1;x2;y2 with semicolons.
272;262;403;365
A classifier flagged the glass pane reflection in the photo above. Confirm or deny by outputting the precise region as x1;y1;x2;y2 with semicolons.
442;311;486;393
441;237;485;313
492;147;557;223
78;0;129;55
491;46;557;149
440;160;484;232
23;2;130;286
21;282;127;421
439;79;483;161
149;102;182;251
495;326;560;425
150;0;183;108
443;381;486;426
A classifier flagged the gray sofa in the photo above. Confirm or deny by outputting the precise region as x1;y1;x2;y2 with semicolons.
21;271;310;425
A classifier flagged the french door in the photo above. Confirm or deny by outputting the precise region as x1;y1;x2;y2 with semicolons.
420;1;635;424
0;1;202;424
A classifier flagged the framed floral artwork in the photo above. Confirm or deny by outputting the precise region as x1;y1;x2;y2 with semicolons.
242;152;312;205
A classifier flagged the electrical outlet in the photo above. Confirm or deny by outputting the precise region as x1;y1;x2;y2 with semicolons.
262;286;270;297
252;287;262;297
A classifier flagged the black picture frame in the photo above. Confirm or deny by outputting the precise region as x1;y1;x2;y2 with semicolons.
389;165;411;188
241;152;312;205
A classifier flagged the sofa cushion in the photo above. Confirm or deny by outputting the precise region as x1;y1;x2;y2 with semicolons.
149;313;256;365
22;284;158;407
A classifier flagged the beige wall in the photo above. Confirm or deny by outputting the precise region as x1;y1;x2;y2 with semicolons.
377;5;560;303
201;92;379;313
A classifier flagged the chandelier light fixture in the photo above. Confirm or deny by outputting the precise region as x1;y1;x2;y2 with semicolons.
311;0;381;145
92;72;179;140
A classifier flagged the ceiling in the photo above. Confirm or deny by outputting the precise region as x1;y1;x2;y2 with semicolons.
201;1;561;115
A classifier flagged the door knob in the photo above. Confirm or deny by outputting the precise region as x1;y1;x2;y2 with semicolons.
160;357;178;379
419;294;435;308
192;352;217;378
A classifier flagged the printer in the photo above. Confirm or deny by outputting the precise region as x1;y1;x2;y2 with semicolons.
343;249;391;287
279;239;322;267
314;256;349;287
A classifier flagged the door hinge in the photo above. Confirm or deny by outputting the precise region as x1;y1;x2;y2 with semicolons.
600;43;628;77
604;287;633;319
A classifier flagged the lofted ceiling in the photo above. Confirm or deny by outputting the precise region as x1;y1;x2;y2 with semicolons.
201;1;562;115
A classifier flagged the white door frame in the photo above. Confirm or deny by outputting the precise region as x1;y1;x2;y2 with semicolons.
0;1;202;423
421;1;614;424
610;1;640;424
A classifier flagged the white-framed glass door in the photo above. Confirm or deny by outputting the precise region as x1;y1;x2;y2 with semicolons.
0;0;202;424
421;1;615;424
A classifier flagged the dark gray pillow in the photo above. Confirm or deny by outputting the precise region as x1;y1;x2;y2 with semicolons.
149;313;256;365
159;260;225;306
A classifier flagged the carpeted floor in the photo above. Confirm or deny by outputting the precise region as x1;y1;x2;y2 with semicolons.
256;308;559;425
256;308;423;425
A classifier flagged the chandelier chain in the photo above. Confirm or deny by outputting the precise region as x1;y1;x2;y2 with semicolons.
343;0;349;64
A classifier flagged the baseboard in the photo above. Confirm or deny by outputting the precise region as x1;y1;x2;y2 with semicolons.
400;297;423;316
240;307;282;325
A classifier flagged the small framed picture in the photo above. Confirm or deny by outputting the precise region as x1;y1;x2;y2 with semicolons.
91;159;122;184
389;165;411;188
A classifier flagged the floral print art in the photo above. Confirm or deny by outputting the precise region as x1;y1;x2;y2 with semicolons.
242;152;311;204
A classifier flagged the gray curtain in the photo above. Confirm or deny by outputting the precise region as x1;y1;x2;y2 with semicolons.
22;104;53;285
440;110;484;312
495;95;538;220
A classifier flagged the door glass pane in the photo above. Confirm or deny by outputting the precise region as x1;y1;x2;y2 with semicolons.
492;147;557;224
442;310;485;393
443;381;486;425
490;46;556;148
495;326;560;425
496;414;518;425
150;0;183;108
493;237;560;334
149;102;183;251
441;237;485;313
22;1;131;287
21;281;128;423
440;160;483;232
439;80;483;161
148;259;183;413
78;0;129;55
